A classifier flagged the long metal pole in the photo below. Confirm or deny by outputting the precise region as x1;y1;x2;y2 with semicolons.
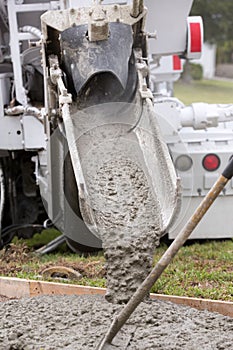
0;165;5;243
131;0;144;18
97;157;233;349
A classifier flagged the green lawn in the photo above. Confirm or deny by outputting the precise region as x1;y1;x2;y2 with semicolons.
1;234;233;301
151;240;233;301
174;79;233;105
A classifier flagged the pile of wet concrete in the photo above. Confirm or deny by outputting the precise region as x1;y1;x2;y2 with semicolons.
0;294;232;349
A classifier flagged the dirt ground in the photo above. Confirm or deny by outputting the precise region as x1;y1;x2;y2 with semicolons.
0;243;105;280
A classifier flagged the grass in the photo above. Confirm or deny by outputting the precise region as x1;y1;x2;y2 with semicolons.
0;234;232;301
174;79;233;105
151;240;233;301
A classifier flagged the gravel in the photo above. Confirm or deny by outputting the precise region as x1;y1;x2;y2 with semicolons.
0;294;232;350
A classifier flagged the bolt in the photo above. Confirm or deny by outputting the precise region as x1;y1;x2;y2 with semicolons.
148;32;157;39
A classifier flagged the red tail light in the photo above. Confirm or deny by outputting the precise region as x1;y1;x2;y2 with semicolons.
203;154;220;171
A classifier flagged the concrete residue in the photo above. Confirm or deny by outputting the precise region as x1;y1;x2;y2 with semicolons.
0;295;232;349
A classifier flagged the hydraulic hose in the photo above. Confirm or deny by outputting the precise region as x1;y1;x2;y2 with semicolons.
0;224;44;247
20;26;42;39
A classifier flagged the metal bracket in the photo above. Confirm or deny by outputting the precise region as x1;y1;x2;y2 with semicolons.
49;56;72;106
135;53;153;100
88;5;109;41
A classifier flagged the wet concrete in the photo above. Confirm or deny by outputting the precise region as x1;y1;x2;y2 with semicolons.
89;157;161;303
0;294;232;350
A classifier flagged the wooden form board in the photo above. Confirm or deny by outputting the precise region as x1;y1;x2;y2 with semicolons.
0;276;232;318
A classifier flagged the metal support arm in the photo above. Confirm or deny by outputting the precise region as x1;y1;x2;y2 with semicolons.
180;103;233;129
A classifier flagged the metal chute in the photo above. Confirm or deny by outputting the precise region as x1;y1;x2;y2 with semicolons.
42;1;180;251
60;23;134;98
62;98;180;243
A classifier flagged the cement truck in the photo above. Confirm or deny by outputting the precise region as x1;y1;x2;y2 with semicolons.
0;0;232;251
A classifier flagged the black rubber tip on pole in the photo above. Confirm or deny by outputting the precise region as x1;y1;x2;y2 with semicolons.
222;156;233;180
